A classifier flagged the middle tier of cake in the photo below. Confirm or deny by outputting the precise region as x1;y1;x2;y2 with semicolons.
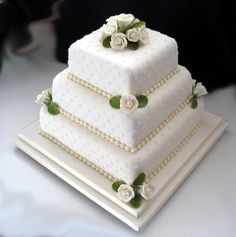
52;66;193;152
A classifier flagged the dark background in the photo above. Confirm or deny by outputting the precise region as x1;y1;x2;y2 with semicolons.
0;0;235;91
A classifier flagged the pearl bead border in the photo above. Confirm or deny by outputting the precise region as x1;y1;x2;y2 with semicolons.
60;107;135;153
145;120;202;183
39;129;116;182
38;120;202;184
67;66;181;99
67;73;112;99
60;95;193;153
143;67;180;96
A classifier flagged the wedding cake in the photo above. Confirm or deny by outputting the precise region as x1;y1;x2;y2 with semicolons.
36;14;207;208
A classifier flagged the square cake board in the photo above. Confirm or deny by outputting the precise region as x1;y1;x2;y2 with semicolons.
14;111;228;231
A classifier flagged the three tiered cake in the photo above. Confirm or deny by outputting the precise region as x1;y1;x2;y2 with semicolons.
36;14;208;208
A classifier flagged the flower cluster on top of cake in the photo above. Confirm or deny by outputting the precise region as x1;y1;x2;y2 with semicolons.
101;13;149;51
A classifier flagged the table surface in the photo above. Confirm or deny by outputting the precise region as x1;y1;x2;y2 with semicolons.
0;22;236;237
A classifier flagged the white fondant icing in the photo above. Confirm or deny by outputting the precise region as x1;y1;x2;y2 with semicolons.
68;28;178;95
52;66;192;148
39;99;204;184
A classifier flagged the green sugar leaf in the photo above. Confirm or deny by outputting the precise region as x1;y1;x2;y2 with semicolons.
112;180;126;192
103;36;111;48
48;102;60;115
118;20;135;33
109;96;121;109
132;173;146;187
130;194;142;208
127;42;139;50
132;21;146;29
43;100;50;106
44;97;52;106
191;96;198;109
48;91;53;100
136;95;148;108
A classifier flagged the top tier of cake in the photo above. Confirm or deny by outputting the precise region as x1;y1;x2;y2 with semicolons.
68;28;178;95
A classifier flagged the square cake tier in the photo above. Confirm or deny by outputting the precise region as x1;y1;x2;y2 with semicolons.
39;99;204;184
52;66;193;151
68;28;178;95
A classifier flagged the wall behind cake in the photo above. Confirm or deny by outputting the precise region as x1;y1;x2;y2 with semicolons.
0;0;235;91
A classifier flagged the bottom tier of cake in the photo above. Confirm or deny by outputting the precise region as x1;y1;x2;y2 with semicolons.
39;100;204;184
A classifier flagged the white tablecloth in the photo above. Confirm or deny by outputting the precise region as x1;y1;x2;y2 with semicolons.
0;22;236;237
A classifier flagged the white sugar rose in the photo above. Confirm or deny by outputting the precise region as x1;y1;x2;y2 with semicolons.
102;19;118;36
193;82;208;97
115;13;135;28
192;79;197;88
133;18;140;24
120;95;139;113
140;183;155;200
110;33;128;50
126;28;140;42
35;88;51;105
100;32;108;42
105;15;116;23
138;26;149;44
117;184;135;203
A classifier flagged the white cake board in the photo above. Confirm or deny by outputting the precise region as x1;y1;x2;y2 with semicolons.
14;111;228;231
